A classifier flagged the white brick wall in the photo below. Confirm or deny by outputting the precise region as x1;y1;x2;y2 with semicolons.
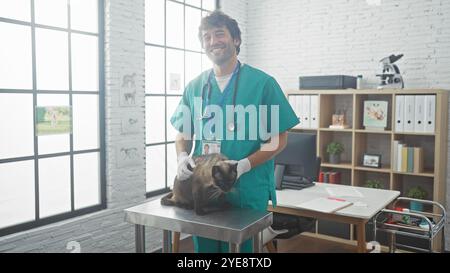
221;0;248;62
0;0;163;253
225;0;450;250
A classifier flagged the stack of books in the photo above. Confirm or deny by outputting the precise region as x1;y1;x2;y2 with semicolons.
318;172;341;184
393;141;424;173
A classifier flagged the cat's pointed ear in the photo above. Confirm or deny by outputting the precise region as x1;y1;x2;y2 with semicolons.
212;165;222;180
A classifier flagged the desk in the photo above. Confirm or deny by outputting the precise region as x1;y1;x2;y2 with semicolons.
268;183;400;253
124;199;273;253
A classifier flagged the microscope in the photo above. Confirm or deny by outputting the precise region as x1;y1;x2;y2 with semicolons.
376;54;404;89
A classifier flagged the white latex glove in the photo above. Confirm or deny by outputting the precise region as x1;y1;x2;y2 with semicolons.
177;152;196;181
224;158;251;180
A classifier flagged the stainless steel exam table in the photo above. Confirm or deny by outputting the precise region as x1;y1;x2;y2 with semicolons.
124;199;273;253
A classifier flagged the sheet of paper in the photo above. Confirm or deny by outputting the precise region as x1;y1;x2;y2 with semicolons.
326;187;363;198
295;197;353;213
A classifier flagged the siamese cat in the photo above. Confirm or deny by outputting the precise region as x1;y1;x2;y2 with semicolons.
161;153;238;215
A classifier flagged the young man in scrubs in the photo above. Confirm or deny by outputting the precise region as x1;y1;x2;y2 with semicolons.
170;11;299;253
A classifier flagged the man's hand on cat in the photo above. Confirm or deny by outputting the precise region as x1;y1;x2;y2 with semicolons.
177;152;196;181
224;158;251;180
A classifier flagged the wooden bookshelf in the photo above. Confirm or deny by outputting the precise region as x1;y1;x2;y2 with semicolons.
286;89;448;252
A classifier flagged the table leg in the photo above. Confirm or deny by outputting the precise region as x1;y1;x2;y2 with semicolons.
163;230;172;253
135;225;145;253
228;243;240;253
173;232;180;253
253;232;262;253
356;221;367;253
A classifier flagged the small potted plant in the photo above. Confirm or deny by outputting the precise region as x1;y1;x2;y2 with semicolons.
326;142;344;164
406;186;427;211
364;179;384;189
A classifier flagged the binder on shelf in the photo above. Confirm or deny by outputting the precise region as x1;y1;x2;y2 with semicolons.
404;95;415;132
310;95;319;129
397;143;405;172
414;95;426;133
413;147;424;173
302;95;311;128
297;95;305;128
424;95;436;133
393;140;400;171
395;95;405;133
401;146;408;172
289;95;301;127
407;147;414;173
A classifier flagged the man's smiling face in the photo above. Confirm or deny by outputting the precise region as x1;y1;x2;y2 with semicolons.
201;26;239;66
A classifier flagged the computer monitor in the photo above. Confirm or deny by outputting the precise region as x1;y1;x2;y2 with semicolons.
274;132;319;189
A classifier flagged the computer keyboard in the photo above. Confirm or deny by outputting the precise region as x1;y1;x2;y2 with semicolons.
281;176;315;190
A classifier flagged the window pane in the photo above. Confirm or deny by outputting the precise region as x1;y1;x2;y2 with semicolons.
185;0;201;7
185;51;201;85
0;0;30;22
0;160;35;229
167;96;182;142
37;94;70;155
167;143;177;189
70;0;98;33
0;23;32;89
146;96;165;144
39;156;71;218
0;94;34;160
185;6;201;51
145;46;165;94
166;1;183;48
201;53;212;73
145;0;164;45
146;145;165;192
202;0;216;11
73;94;99;151
34;0;68;28
74;152;100;209
166;48;184;95
71;33;99;91
35;28;69;90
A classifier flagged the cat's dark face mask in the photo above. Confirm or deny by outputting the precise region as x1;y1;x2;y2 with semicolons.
212;162;238;192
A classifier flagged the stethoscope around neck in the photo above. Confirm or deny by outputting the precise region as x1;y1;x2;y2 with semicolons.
198;62;241;132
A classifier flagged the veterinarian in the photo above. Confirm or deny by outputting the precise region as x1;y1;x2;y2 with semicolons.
170;11;299;253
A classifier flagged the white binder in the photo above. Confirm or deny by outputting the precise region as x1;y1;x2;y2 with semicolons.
297;95;305;128
404;95;415;132
310;95;319;129
288;95;300;123
414;95;426;133
424;95;436;133
302;95;311;128
392;140;399;171
397;143;405;172
395;95;404;132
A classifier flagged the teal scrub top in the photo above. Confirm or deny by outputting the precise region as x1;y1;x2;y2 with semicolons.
170;63;299;211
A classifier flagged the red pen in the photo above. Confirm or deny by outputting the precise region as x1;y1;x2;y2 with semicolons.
328;197;346;202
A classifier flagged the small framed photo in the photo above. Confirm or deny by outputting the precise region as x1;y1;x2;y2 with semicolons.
363;153;382;168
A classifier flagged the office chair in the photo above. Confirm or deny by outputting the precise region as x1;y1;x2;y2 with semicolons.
264;132;321;252
263;158;321;253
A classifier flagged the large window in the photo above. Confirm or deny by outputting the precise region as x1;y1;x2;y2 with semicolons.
145;0;216;196
0;0;105;236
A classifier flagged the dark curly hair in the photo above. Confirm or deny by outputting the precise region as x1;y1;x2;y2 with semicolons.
198;11;242;55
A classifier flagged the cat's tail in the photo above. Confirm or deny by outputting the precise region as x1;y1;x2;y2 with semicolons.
160;192;175;206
